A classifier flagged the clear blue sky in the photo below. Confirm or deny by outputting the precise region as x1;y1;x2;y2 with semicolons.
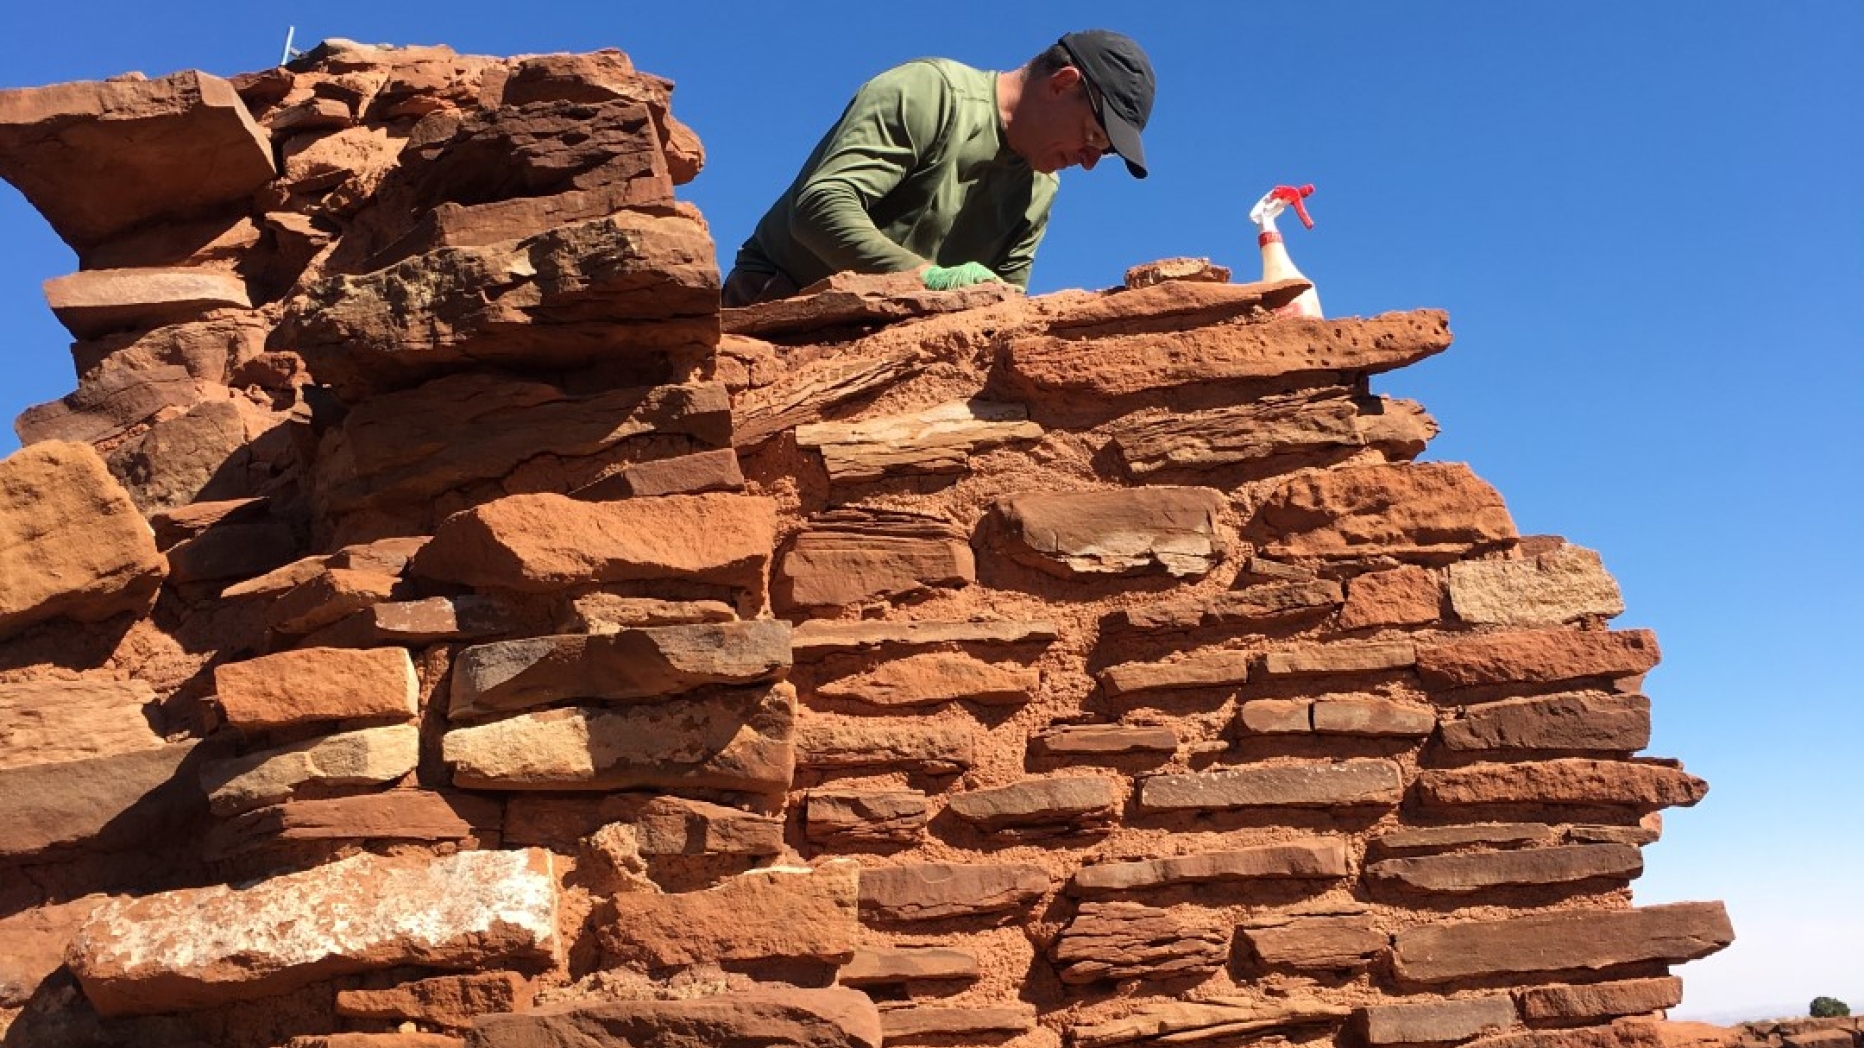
2;1;1858;1022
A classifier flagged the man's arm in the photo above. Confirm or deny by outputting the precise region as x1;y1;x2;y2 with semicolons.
993;196;1053;290
789;64;950;275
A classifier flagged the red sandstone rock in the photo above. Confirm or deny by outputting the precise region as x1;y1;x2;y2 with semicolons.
859;861;1049;922
1069;997;1352;1048
443;683;795;794
989;486;1228;578
70;849;559;1016
1031;723;1179;757
446;621;791;719
804;789;929;846
1366;843;1644;892
0;895;105;1007
1108;578;1343;633
1369;823;1560;856
795;399;1042;483
776;510;975;609
880;1004;1039;1040
411;492;776;595
1238;698;1313;734
1240;915;1390;971
104;395;292;515
0;678;164;771
1311;695;1438;736
1467;1024;1670;1048
14;361;210;448
1516;977;1684;1022
1111;390;1435;476
0;741;203;860
1391;902;1734;984
600;860;859;968
0;441;165;636
1141;759;1404;812
466;989;882;1048
1010;309;1450;397
1072;838;1349;893
1359;995;1517;1044
44;267;252;340
558;593;737;633
1051;900;1227;984
815;651;1037;707
370;595;517;643
723;269;1022;339
1415;759;1708;811
839;946;980;986
571;446;745;499
201;723;420;816
789;617;1058;657
732;343;922;448
946;775;1121;834
1340;564;1445;628
1100;650;1255;696
498;49;704;184
336;972;528;1031
1439;692;1652;752
499;793;782;854
1248;461;1517;561
213;646;417;730
205;789;494;860
1260;639;1418;677
0;70;275;252
1122;257;1235;288
1416;629;1661;689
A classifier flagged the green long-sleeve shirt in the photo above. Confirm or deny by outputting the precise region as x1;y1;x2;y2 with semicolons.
731;58;1059;290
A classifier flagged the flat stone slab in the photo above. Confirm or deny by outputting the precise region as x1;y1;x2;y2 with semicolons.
500;793;782;855
1438;692;1651;752
776;510;974;609
721;268;1021;340
1414;759;1707;811
1366;843;1644;892
468;989;882;1048
1031;723;1179;757
1051;900;1227;984
205;790;494;861
1360;995;1518;1045
0;440;165;636
336;971;527;1031
1109;389;1435;476
1448;543;1624;626
213;646;417;731
1415;629;1661;689
0;70;276;251
1391;901;1734;984
0;741;203;860
790;618;1057;657
1069;996;1352;1048
68;848;559;1016
1260;640;1418;677
600;861;858;968
814;651;1037;707
838;946;980;987
946;776;1121;833
880;1003;1038;1040
1073;838;1349;893
1248;461;1517;561
1107;579;1342;632
44;267;252;340
0;678;163;771
803;790;929;846
201;723;420;817
1140;759;1404;812
795;715;974;775
795;399;1042;483
989;486;1227;578
1240;915;1389;971
448;620;791;719
1516;977;1683;1022
859;861;1048;922
1100;651;1254;697
443;683;795;794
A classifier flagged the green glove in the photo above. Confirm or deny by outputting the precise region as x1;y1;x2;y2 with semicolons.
922;262;1003;291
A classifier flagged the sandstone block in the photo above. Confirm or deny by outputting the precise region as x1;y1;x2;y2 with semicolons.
443;683;795;794
337;972;527;1031
1370;824;1559;855
1340;564;1445;628
202;723;420;817
1360;995;1518;1044
1248;462;1517;561
45;267;252;340
15;360;209;448
0;70;275;252
559;593;736;633
1449;544;1625;626
1415;759;1707;811
0;742;203;860
1031;723;1179;757
1391;902;1734;984
448;620;791;719
1312;695;1438;736
1241;915;1389;971
946;776;1121;833
721;268;1020;340
795;399;1043;483
1070;997;1352;1048
1141;759;1404;812
1110;579;1343;634
1439;692;1651;752
1260;639;1418;677
313;374;732;517
839;946;979;986
1238;698;1313;734
269;568;401;635
733;343;922;448
880;1004;1038;1040
466;989;881;1048
0;895;105;1007
213;646;417;731
1123;257;1234;287
1465;1024;1668;1048
1007;309;1451;397
162;505;300;584
804;790;929;846
0;679;163;771
815;651;1037;708
859;861;1048;922
499;793;781;855
412;492;776;594
0;441;165;636
790;618;1057;656
1100;650;1254;697
776;510;974;609
1073;838;1349;893
205;790;494;860
989;486;1227;578
1110;390;1435;476
104;395;291;515
601;860;858;968
1046;277;1304;335
1367;843;1643;892
1516;977;1684;1022
1416;629;1661;689
572;446;744;499
795;715;974;775
371;595;517;643
1051;900;1228;984
68;848;559;1015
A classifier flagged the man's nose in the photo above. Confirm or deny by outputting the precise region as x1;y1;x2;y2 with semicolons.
1080;148;1101;171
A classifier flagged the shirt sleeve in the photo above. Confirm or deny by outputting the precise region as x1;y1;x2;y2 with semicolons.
789;64;950;275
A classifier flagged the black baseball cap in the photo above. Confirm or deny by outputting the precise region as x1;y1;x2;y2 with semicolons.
1058;29;1155;178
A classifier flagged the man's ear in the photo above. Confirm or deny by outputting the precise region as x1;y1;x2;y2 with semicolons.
1048;65;1083;96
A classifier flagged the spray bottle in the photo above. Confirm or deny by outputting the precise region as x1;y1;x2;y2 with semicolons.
1248;183;1323;318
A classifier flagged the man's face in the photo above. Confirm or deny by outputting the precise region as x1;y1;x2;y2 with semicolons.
1020;67;1112;174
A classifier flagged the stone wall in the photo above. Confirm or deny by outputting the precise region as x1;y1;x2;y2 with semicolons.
0;39;1733;1048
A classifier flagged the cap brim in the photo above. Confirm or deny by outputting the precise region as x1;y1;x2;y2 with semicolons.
1103;108;1148;178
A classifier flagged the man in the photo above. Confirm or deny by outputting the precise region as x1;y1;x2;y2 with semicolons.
722;30;1155;307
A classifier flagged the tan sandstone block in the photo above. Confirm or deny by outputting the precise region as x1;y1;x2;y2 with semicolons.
0;679;164;771
213;646;417;731
1449;544;1625;626
990;486;1228;579
202;723;420;817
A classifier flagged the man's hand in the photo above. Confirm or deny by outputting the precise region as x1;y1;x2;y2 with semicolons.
922;262;1003;291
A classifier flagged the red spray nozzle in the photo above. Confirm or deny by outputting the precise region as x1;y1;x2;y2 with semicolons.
1270;184;1316;229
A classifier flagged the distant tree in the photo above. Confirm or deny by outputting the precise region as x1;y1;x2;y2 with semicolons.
1809;997;1850;1018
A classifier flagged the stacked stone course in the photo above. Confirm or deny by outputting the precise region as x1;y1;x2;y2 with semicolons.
0;38;1735;1048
